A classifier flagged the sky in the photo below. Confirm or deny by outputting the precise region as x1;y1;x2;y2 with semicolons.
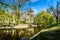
29;0;58;15
3;0;58;15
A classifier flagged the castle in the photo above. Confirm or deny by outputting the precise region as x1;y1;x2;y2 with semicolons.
0;9;34;26
20;9;34;24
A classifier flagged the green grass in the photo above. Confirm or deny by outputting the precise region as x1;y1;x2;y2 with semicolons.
31;23;60;40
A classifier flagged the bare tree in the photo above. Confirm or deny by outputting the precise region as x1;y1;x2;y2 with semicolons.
0;0;30;24
47;1;60;23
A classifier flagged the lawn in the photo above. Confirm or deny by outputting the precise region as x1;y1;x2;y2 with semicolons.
31;23;60;40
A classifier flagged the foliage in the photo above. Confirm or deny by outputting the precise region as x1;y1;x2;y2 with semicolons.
20;21;26;24
0;0;30;25
47;1;60;23
34;28;40;34
0;10;19;26
34;11;56;29
47;23;60;28
31;23;60;40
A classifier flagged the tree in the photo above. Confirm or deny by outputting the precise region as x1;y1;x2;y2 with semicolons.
0;0;30;25
34;11;55;29
47;1;60;23
11;0;30;24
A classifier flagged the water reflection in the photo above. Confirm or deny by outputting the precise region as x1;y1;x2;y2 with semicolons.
0;28;34;40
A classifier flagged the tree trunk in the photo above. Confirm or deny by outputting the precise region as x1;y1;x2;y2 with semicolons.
56;1;59;23
56;16;58;23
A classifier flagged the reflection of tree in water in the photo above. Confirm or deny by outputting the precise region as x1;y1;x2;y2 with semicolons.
0;30;19;40
0;29;33;40
1;33;12;40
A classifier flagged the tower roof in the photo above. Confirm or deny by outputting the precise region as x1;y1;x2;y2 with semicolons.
28;9;33;13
